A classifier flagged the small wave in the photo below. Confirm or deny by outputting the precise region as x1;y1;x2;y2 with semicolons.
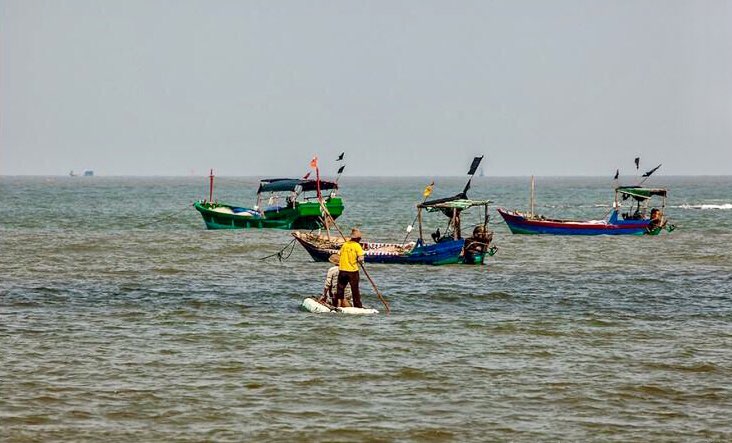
395;367;433;380
674;203;732;210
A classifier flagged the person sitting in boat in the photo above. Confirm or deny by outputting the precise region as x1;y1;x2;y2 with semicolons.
462;225;493;263
647;208;666;232
287;191;297;207
319;253;352;308
335;228;365;309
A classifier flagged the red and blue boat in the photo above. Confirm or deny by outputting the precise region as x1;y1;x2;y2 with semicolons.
498;186;672;236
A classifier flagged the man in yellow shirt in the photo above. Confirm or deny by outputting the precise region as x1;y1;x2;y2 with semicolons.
336;228;365;308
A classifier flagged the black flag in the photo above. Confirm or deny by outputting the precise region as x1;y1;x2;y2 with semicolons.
613;169;619;180
336;152;344;161
634;157;640;170
467;156;484;175
337;165;345;174
642;164;661;178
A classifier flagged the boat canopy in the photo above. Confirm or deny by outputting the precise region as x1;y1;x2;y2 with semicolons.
616;186;667;200
419;194;491;216
257;178;338;194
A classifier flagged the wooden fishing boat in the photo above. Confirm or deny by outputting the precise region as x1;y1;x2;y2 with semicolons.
498;183;672;235
293;156;497;265
194;176;344;230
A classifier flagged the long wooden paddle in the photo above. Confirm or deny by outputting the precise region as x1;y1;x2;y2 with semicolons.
360;262;390;314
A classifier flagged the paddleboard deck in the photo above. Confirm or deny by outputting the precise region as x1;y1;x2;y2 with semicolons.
300;297;379;315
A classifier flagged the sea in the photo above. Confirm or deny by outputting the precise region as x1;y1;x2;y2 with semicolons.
1;176;731;442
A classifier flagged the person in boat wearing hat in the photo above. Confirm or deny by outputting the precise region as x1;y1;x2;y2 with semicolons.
335;228;365;308
319;253;352;308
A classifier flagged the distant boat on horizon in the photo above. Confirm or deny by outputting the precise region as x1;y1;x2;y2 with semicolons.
83;169;94;177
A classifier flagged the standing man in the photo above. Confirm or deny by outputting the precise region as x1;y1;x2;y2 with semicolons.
336;228;365;308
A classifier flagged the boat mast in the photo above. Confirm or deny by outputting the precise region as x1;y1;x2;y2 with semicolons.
529;175;535;218
209;169;214;202
417;208;423;244
452;208;459;240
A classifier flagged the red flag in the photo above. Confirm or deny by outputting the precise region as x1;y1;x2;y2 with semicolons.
310;156;318;169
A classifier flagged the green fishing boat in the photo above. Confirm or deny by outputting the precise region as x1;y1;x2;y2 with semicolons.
194;176;344;230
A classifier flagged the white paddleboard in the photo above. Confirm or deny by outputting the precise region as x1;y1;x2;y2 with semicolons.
300;297;379;315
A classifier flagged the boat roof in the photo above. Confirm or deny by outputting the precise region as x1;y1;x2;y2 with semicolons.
419;193;491;210
257;178;338;194
615;186;668;200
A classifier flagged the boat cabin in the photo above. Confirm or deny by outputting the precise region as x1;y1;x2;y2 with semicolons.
615;186;668;221
417;194;492;245
256;178;339;211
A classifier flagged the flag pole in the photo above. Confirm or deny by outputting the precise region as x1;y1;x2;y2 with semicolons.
209;169;214;202
529;175;535;218
403;181;434;245
315;167;321;202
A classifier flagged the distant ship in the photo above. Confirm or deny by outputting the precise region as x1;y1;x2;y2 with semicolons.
83;169;94;177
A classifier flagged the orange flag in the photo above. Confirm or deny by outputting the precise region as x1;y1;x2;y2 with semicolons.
310;156;318;169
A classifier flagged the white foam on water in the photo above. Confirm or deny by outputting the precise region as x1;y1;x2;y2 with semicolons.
675;203;732;210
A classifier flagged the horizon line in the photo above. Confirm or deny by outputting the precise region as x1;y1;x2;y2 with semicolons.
2;173;732;178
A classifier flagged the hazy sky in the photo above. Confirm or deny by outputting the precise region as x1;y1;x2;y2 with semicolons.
2;0;731;176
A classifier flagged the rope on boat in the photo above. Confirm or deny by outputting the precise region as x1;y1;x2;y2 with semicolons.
260;238;297;262
132;204;193;229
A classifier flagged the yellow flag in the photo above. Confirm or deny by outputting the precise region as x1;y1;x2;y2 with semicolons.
423;182;434;198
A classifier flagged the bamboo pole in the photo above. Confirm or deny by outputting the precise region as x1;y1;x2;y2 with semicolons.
418;208;423;244
209;169;214;202
361;264;390;314
530;175;535;218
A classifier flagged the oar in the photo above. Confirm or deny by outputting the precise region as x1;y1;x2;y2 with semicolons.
360;262;390;314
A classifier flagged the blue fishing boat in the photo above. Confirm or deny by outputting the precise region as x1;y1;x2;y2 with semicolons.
293;156;497;265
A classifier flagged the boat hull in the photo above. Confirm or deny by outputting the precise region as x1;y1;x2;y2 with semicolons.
497;208;651;235
194;198;344;230
292;232;486;265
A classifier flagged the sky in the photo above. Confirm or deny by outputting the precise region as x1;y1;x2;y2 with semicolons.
2;0;731;177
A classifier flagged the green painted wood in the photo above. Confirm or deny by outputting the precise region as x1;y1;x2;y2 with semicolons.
193;198;344;230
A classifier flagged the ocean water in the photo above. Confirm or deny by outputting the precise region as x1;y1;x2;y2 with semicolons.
1;176;731;442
